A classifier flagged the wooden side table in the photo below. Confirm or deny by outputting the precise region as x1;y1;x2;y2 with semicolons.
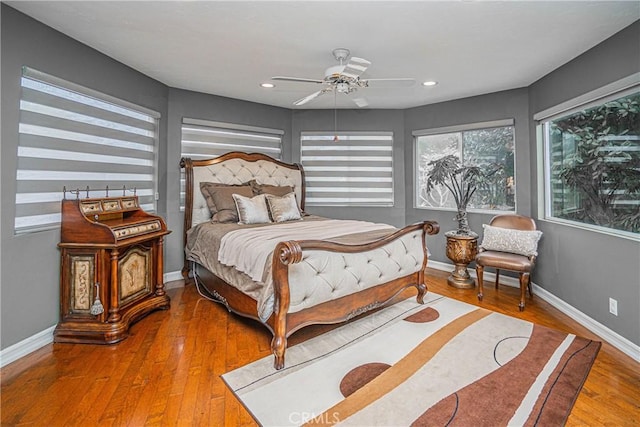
444;231;478;289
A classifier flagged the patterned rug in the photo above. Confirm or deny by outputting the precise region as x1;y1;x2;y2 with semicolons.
222;293;601;426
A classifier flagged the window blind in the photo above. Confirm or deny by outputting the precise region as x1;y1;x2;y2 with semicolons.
180;118;283;209
300;132;394;206
15;67;160;234
181;118;283;159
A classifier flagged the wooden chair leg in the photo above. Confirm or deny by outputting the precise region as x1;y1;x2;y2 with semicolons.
518;272;530;311
476;265;484;301
495;269;500;289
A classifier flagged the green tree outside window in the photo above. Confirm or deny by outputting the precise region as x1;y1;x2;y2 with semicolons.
547;92;640;234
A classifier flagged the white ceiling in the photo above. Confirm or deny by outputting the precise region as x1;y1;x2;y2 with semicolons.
7;1;640;109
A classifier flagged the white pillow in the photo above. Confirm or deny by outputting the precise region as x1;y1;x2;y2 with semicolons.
480;224;543;257
232;193;271;225
266;192;302;222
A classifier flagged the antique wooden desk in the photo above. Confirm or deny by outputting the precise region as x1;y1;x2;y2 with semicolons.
55;189;171;344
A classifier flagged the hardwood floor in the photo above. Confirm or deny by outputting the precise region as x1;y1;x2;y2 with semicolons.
2;268;639;426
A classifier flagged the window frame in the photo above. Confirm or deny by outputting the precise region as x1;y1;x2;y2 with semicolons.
412;118;516;213
535;72;640;241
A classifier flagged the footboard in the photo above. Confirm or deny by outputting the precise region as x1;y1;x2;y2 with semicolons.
270;220;439;369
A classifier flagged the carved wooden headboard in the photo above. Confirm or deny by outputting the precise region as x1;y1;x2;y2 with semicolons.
180;151;306;233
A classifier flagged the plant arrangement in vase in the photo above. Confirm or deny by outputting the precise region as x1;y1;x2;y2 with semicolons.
425;154;485;236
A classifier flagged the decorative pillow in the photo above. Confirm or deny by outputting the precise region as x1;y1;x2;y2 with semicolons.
266;192;302;222
200;183;253;223
233;193;272;225
249;180;294;197
199;182;222;215
480;224;543;257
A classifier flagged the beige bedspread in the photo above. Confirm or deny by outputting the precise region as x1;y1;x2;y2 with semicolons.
185;215;398;321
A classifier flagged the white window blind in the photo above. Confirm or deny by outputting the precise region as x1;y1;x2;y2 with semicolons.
180;118;283;209
181;118;283;159
15;67;160;234
300;132;394;206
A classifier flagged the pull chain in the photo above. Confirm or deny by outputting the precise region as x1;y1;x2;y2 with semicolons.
333;90;339;142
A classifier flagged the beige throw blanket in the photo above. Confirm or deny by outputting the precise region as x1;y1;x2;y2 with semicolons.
218;219;395;283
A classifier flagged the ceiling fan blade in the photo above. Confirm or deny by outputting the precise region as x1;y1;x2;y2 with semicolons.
340;57;371;80
293;89;330;106
272;76;324;84
352;97;369;108
363;78;416;88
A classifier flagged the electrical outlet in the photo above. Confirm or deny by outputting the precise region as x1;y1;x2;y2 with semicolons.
609;298;618;316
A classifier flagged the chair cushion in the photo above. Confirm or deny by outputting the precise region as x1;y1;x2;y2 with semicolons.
475;250;533;272
480;224;542;256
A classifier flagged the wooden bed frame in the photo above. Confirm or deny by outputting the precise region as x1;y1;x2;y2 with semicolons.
181;152;439;369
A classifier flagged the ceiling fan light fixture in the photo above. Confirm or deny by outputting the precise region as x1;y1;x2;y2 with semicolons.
276;48;413;107
336;82;350;93
422;80;438;87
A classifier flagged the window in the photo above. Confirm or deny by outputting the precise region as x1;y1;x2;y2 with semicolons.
414;120;516;211
180;118;283;209
15;67;160;234
537;83;639;236
300;132;394;206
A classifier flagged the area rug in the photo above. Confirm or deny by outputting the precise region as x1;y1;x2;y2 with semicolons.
222;293;601;426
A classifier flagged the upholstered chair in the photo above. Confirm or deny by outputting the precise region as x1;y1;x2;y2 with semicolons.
475;214;542;311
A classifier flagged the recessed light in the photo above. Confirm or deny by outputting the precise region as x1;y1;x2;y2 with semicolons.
260;83;275;88
422;81;438;87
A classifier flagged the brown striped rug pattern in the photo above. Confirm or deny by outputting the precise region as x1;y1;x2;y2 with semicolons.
222;294;600;426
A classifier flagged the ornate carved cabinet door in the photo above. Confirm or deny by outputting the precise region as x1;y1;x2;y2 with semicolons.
60;249;105;322
118;245;152;306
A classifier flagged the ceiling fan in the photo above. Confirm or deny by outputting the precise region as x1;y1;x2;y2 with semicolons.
272;48;415;107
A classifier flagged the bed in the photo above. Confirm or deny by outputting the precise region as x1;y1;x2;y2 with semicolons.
180;152;439;369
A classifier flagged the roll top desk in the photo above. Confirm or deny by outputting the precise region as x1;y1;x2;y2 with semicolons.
55;191;171;344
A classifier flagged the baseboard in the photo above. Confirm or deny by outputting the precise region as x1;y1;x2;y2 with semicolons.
428;259;521;288
164;270;185;288
0;325;56;368
532;285;640;362
428;260;640;362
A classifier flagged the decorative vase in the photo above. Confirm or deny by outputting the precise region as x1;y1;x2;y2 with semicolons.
445;230;479;289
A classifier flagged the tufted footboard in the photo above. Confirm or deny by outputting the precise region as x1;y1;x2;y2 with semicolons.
270;220;439;369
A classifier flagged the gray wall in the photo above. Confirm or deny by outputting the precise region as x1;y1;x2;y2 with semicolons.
404;88;531;264
291;109;406;227
2;4;638;351
528;21;640;346
1;5;169;348
164;88;292;273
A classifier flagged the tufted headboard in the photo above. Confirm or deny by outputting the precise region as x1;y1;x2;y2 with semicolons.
180;151;305;235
